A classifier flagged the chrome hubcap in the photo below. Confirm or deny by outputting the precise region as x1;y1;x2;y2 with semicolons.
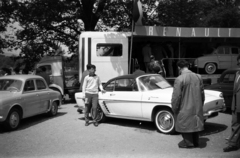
158;112;173;131
10;112;19;128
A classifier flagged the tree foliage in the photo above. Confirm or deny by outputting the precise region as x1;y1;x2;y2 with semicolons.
0;0;18;54
1;0;240;68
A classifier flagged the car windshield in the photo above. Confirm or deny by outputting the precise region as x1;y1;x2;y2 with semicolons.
0;79;22;92
138;75;172;91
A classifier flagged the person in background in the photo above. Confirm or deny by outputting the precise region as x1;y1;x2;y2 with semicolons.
77;64;92;114
1;67;11;76
38;67;50;85
142;42;152;73
22;68;29;74
13;67;20;75
171;60;205;148
223;54;240;152
132;64;145;75
148;55;165;77
82;64;105;127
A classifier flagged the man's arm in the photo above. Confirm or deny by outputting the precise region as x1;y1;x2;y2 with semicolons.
82;76;88;97
171;78;182;114
98;77;105;92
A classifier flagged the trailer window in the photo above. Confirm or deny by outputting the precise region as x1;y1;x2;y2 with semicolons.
96;44;122;56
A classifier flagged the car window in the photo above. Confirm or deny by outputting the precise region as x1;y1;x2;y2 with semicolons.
104;80;115;91
222;73;235;83
217;47;224;54
24;80;35;91
36;79;47;90
114;79;135;91
139;75;171;91
225;47;230;54
0;79;22;91
96;44;122;56
232;48;239;54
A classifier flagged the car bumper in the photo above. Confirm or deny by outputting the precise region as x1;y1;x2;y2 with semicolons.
203;106;226;119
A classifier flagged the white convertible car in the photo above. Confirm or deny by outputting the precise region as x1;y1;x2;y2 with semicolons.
75;74;226;134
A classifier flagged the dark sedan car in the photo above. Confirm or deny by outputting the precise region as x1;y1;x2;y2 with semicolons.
205;67;240;109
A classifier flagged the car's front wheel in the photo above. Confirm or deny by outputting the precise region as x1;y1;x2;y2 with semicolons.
48;101;58;116
155;109;175;134
91;105;106;123
205;63;217;74
5;108;21;130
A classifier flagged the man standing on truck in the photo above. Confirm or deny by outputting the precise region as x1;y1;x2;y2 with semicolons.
82;64;105;127
77;64;91;113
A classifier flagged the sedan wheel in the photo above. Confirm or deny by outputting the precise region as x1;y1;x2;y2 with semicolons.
205;63;217;74
155;109;175;134
5;108;21;130
48;101;58;116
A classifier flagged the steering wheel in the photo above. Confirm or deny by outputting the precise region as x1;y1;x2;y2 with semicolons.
7;87;19;91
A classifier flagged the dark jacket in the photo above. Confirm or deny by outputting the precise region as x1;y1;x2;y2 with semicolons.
232;71;240;112
171;69;205;133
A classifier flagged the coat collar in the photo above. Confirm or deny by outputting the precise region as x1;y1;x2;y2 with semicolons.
180;69;192;75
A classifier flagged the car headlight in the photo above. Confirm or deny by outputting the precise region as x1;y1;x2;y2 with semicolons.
219;92;223;98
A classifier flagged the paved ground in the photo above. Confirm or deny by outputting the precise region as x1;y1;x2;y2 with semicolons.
0;103;239;158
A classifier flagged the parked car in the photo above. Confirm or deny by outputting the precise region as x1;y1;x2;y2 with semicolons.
0;75;62;130
194;46;240;74
205;67;240;109
75;74;225;134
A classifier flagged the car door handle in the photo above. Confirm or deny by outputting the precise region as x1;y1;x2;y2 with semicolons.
110;94;115;96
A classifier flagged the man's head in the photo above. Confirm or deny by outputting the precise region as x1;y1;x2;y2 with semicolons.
14;67;20;74
89;64;96;75
135;64;140;70
86;64;92;70
177;60;189;73
150;55;155;61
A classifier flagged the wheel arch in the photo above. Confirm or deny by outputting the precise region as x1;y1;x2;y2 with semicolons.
204;62;218;69
49;84;64;96
151;105;173;121
8;104;23;119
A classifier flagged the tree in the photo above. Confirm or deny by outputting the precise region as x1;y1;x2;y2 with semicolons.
0;0;18;54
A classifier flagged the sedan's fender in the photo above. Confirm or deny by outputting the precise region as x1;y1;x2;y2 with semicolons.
49;84;64;96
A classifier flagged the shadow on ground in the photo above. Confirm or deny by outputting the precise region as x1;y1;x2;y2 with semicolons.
0;112;67;133
200;122;228;136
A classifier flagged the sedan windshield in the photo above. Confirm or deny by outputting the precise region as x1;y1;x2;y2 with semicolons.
139;75;171;91
0;79;22;91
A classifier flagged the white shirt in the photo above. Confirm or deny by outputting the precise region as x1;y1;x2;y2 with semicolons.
82;74;103;95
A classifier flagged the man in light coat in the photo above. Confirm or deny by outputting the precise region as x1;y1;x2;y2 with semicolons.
171;60;205;148
223;55;240;152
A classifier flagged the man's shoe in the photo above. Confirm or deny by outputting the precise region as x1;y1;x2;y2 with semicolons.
193;143;199;147
77;108;83;114
94;122;99;127
178;140;194;149
85;122;90;126
223;145;239;152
